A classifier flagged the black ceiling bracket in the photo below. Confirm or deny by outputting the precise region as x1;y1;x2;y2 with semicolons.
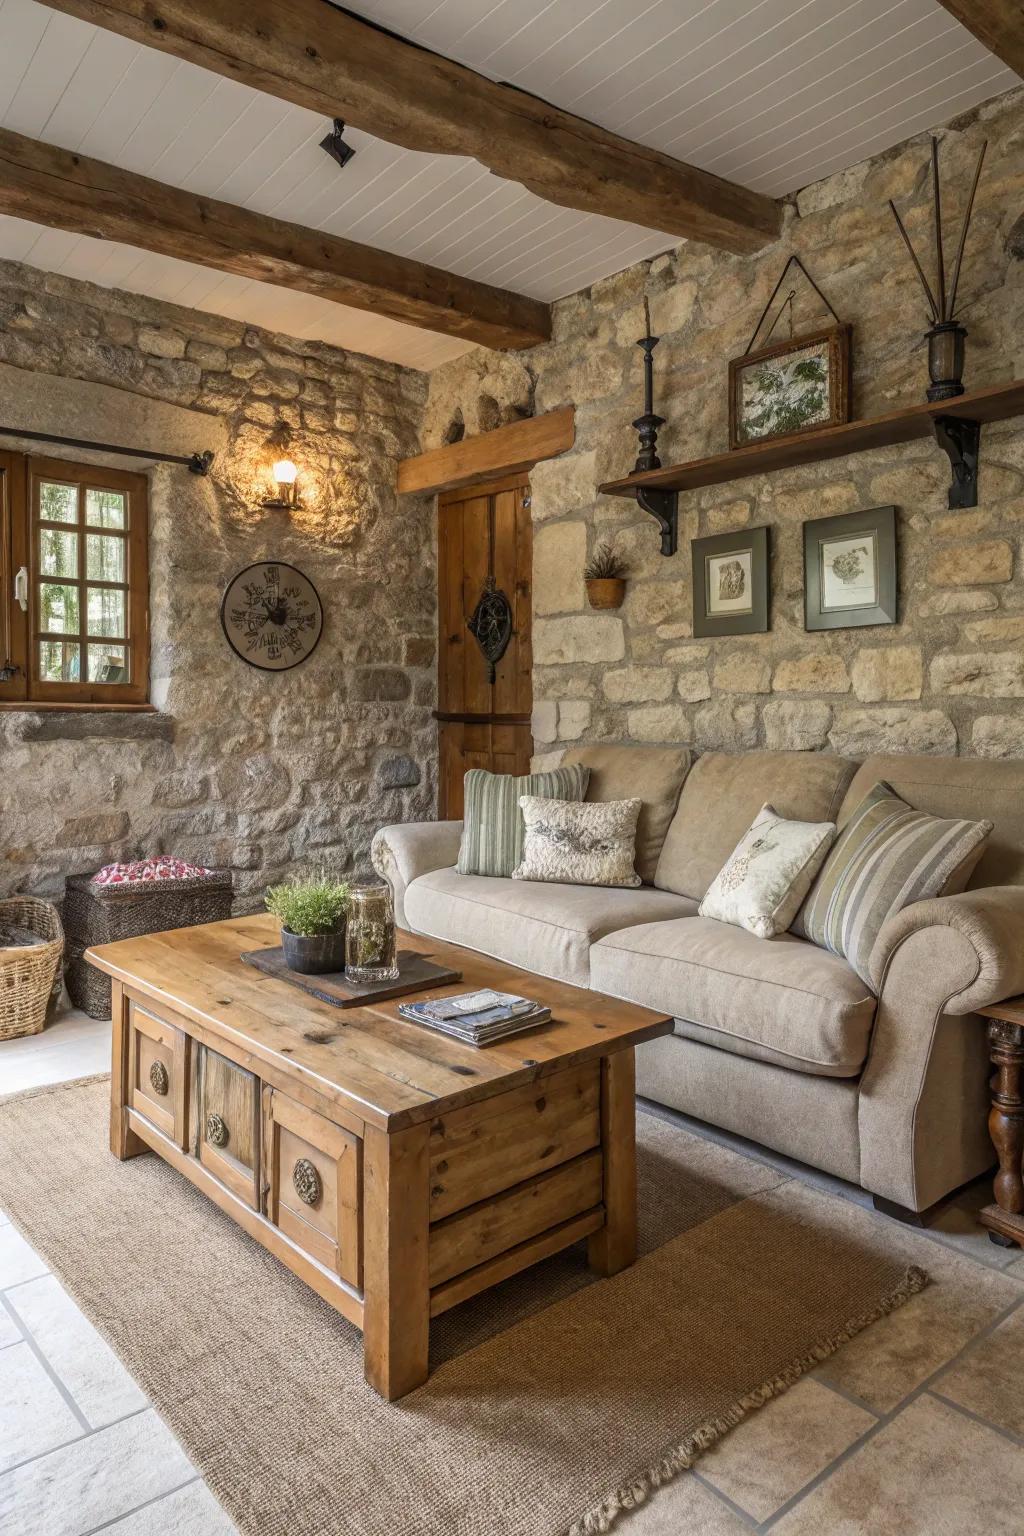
933;415;981;509
188;450;215;476
634;486;678;557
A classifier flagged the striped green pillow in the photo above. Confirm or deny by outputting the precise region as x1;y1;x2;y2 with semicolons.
457;765;590;878
794;781;992;988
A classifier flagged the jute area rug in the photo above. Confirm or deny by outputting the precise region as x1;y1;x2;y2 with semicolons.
0;1077;926;1536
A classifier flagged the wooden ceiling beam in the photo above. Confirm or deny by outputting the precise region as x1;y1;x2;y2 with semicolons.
935;2;1024;77
0;127;550;351
42;0;784;256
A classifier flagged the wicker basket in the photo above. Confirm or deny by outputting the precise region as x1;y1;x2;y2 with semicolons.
64;869;233;1019
0;898;64;1041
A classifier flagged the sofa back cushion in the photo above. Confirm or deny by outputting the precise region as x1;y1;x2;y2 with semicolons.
656;750;857;901
457;763;589;878
837;754;1024;889
561;743;692;883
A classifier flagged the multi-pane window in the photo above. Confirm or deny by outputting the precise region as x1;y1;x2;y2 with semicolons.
0;454;149;705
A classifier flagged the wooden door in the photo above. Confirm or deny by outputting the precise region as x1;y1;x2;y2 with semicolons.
437;474;532;818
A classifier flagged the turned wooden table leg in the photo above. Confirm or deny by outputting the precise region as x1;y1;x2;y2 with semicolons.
980;1018;1024;1250
588;1049;637;1277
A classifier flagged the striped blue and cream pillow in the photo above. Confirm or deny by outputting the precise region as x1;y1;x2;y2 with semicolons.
793;781;992;987
457;764;590;878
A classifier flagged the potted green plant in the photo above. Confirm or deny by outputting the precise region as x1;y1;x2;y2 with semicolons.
265;874;351;975
584;541;628;609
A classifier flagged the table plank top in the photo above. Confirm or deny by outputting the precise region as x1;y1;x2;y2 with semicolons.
87;915;673;1131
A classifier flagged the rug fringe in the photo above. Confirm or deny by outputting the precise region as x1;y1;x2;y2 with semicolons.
565;1263;928;1536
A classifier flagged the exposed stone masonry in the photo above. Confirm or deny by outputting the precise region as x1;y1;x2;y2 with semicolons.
424;87;1024;765
0;270;435;903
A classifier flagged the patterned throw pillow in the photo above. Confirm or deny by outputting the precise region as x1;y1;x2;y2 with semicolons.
698;805;836;940
457;764;590;878
513;796;642;888
794;780;993;986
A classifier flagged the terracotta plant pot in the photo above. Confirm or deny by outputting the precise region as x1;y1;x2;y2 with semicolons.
586;577;626;610
281;923;346;975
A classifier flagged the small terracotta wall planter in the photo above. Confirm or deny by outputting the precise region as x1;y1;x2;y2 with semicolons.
586;577;626;610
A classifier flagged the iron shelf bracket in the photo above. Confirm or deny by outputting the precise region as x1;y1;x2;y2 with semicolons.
933;415;981;509
634;485;678;557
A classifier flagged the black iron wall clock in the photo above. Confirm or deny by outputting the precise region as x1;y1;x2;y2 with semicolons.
220;561;323;671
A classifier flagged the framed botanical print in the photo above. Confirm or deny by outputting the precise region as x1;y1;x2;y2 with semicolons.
692;526;770;638
803;505;897;631
729;324;851;450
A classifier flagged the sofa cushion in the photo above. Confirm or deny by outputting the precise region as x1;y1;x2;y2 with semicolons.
590;916;876;1078
404;868;698;988
655;750;857;901
457;763;589;878
561;744;692;884
837;752;1024;890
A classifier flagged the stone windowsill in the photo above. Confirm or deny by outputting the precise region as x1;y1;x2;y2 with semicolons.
2;706;175;743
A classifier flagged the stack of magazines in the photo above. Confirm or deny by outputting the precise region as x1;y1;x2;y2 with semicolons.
398;989;550;1046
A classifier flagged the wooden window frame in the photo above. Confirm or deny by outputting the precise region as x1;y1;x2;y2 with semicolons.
0;453;149;707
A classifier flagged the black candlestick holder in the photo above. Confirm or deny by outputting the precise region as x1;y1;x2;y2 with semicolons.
626;308;677;557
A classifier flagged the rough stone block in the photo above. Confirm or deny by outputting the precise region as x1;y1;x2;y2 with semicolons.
557;701;592;740
531;701;558;744
851;645;923;702
627;704;691;743
677;669;712;702
352;668;413;702
694;698;758;751
602;667;674;704
377;754;420;789
829;708;957;756
928;540;1013;586
972;716;1024;758
772;655;851;693
762;700;832;752
534;522;586;614
929;651;1024;698
138;326;186;359
533;615;625;665
714;653;771;694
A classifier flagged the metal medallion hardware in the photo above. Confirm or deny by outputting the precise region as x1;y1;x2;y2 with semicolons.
206;1113;229;1148
466;575;513;685
149;1060;169;1096
293;1157;322;1207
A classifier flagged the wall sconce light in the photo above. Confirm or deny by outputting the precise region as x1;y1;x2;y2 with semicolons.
263;424;302;509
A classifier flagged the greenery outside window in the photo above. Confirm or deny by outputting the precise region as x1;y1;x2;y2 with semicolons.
0;452;149;706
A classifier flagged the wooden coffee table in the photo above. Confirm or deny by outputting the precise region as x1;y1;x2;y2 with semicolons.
87;915;672;1399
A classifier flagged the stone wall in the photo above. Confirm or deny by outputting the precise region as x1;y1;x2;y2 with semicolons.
0;267;435;903
424;87;1024;764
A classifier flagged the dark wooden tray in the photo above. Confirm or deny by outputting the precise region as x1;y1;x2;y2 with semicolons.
240;945;462;1009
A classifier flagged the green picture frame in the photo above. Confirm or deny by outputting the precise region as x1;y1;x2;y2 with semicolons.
692;526;770;638
803;505;897;631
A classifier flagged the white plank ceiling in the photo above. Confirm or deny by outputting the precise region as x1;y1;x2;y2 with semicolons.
0;0;1017;371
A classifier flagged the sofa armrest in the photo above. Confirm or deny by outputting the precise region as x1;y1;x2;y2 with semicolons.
857;885;1024;1211
370;820;463;930
870;885;1024;1011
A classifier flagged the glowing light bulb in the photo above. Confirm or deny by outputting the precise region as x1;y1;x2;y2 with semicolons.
273;459;298;486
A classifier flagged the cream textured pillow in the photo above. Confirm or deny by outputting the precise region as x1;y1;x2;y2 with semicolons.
513;796;642;888
699;804;836;939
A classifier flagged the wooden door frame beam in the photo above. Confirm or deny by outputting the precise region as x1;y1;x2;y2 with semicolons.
934;2;1024;76
43;0;783;255
398;407;575;495
0;126;550;351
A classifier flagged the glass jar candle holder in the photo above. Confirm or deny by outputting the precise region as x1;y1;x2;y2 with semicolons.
345;884;399;983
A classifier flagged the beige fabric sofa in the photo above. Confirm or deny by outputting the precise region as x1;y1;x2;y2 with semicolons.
372;746;1024;1215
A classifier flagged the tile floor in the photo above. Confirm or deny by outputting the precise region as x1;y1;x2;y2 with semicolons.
2;1004;1023;1535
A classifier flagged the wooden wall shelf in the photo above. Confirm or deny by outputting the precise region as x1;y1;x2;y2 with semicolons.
598;379;1024;553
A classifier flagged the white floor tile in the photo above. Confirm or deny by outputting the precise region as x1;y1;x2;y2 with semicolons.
0;1341;83;1475
0;1409;194;1536
7;1275;148;1430
0;1008;110;1097
0;1224;49;1289
100;1479;239;1535
0;1212;9;1227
